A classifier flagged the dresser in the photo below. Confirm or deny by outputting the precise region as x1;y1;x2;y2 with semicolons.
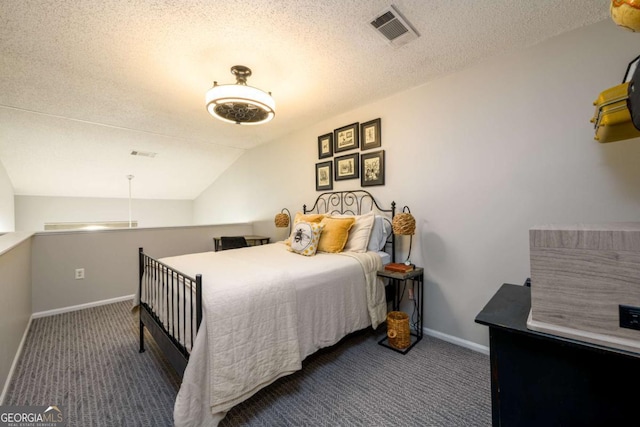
475;283;640;426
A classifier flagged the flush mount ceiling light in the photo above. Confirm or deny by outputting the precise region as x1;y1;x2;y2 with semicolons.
205;65;275;125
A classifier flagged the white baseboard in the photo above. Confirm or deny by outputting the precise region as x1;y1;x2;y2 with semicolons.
423;327;490;355
32;294;135;319
0;316;32;405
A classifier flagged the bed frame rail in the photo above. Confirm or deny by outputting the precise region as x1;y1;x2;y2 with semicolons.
138;248;202;377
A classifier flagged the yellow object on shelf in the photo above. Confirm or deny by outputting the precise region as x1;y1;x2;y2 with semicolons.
593;82;629;107
611;0;640;32
591;82;640;143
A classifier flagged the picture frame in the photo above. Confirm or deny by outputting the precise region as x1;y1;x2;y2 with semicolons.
334;153;359;181
317;133;333;159
361;150;385;187
624;54;640;83
333;122;359;153
360;118;381;150
315;161;333;191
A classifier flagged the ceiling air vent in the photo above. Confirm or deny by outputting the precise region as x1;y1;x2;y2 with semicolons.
370;5;419;47
130;150;157;158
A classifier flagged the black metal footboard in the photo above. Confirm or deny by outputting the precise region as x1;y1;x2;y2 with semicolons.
138;247;202;377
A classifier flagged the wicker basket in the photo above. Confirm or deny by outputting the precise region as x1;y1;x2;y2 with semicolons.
387;311;410;349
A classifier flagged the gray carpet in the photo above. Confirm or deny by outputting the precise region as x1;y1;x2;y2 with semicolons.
5;301;491;426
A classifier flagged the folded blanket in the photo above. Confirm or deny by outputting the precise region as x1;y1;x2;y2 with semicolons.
205;268;301;413
153;249;303;423
339;251;386;329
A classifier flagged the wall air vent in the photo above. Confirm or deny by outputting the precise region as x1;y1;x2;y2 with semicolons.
130;150;157;158
370;5;419;47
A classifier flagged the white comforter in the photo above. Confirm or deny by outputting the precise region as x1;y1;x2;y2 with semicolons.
155;242;385;427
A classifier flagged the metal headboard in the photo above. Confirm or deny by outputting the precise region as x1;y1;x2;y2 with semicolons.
303;190;396;262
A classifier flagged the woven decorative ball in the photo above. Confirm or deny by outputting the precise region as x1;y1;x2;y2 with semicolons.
611;0;640;32
274;213;290;228
392;212;416;235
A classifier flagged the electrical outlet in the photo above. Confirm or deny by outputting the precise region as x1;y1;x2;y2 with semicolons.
620;304;640;331
75;268;85;280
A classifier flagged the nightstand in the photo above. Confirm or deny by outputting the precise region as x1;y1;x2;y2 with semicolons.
377;267;424;354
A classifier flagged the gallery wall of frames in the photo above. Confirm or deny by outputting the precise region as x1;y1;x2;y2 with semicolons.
315;118;384;191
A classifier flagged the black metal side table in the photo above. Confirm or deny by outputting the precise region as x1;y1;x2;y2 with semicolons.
376;267;424;354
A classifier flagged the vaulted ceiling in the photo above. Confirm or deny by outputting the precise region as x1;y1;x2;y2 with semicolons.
0;1;610;199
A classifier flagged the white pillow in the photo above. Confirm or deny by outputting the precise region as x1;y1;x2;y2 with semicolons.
341;211;375;253
368;215;390;252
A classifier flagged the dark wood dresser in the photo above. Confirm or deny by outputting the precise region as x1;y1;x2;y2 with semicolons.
475;283;640;426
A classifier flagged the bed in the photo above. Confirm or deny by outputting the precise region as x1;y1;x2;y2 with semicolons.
137;190;396;426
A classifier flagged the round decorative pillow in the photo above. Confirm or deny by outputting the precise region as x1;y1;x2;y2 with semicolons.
288;221;324;256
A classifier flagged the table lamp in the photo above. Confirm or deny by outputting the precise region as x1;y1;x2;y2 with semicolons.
274;208;291;235
392;206;416;266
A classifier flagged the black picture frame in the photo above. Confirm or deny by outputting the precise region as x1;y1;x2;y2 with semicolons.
317;133;333;159
360;118;381;150
624;54;640;83
315;161;333;191
334;153;359;181
361;150;385;187
334;122;359;153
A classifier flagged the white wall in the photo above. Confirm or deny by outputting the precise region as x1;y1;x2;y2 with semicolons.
0;160;15;232
0;234;32;403
15;195;193;231
194;20;640;347
30;223;253;313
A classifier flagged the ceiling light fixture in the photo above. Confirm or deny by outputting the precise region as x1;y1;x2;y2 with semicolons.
205;65;275;125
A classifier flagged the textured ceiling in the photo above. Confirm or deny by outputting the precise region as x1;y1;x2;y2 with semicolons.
0;0;609;199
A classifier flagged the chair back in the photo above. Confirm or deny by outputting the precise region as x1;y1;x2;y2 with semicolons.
220;236;248;250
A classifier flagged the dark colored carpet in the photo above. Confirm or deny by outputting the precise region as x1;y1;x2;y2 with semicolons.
5;301;491;426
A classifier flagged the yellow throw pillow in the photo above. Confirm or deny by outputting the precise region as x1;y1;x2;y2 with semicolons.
317;217;356;253
293;212;326;224
286;212;326;246
288;221;324;256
